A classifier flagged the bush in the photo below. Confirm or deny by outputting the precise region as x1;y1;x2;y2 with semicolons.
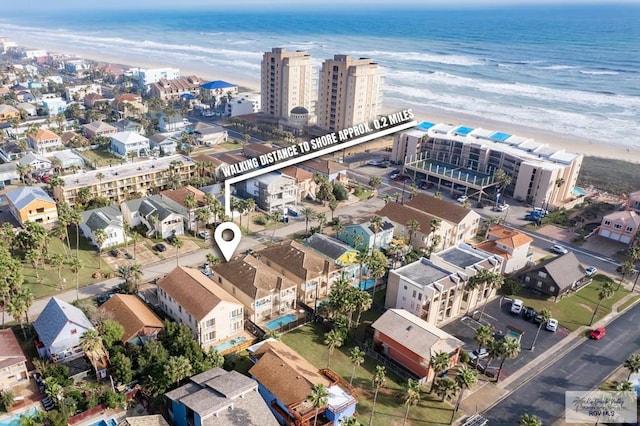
333;184;349;201
0;390;14;411
253;215;269;226
101;389;125;409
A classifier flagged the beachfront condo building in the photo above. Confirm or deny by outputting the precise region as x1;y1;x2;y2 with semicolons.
393;122;583;210
261;48;316;130
130;67;180;87
316;54;383;132
53;154;196;207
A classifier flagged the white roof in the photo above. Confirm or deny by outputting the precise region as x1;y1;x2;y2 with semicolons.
110;131;149;145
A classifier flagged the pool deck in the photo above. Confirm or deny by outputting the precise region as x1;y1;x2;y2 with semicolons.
258;309;309;332
214;330;257;356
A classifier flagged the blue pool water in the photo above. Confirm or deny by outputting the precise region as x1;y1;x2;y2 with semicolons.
359;279;376;291
0;407;39;426
213;336;247;352
91;419;117;426
573;187;587;196
265;313;298;330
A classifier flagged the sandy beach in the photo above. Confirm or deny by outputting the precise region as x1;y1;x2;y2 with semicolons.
10;37;640;163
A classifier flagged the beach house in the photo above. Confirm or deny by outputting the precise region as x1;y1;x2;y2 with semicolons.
6;186;58;227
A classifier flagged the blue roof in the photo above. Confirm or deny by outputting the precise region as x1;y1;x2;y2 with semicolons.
200;80;236;90
6;186;55;210
490;132;512;142
416;121;436;131
454;126;474;136
33;298;94;354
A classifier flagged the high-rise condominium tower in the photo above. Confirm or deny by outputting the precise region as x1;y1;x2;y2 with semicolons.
317;55;382;132
261;48;316;123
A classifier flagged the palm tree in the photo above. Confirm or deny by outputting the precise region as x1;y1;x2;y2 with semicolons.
68;257;82;301
473;325;493;368
93;229;107;270
206;253;220;267
382;194;391;205
195;208;212;236
316;212;327;234
324;329;344;368
530;308;551;351
496;336;521;383
402;379;421;426
79;329;103;358
332;218;344;239
406;219;420;246
244;198;256;232
355;248;370;288
452;365;477;423
69;207;82;258
369;365;387;426
301;207;316;235
25;248;40;279
328;197;339;222
352;290;372;330
170;236;184;266
370;215;383;249
467;268;504;322
433;377;458;402
429;351;450;392
164;355;193;387
623;353;640;380
269;210;283;243
50;253;65;289
184;194;198;233
349;346;366;386
339;417;361;426
7;295;29;339
617;260;635;291
590;280;615;325
518;413;542;426
615;380;634;392
309;383;329;426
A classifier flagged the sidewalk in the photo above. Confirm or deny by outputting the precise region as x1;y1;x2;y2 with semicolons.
457;290;640;424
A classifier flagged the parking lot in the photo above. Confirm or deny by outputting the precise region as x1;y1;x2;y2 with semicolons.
441;297;569;381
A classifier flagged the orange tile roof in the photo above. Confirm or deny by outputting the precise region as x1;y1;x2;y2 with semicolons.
99;294;163;343
488;225;533;248
474;241;512;259
160;185;206;208
30;129;60;142
280;166;313;183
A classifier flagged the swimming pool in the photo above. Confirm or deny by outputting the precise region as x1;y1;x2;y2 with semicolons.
359;279;376;291
265;313;297;330
91;418;117;426
0;407;39;426
573;187;587;196
213;336;247;352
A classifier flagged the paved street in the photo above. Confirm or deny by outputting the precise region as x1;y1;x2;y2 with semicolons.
483;300;640;425
441;298;569;381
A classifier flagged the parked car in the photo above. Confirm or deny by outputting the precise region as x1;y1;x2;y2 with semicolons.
525;213;542;221
590;327;606;340
390;172;400;179
546;318;559;332
366;159;381;166
197;230;210;239
124;252;133;260
533;312;544;325
523;306;536;320
550;245;569;255
510;299;524;314
584;266;597;277
376;160;391;168
494;204;509;212
109;249;120;257
533;207;548;217
457;195;469;203
468;348;489;362
154;243;167;252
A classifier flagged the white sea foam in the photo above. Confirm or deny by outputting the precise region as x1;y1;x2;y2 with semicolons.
354;50;483;66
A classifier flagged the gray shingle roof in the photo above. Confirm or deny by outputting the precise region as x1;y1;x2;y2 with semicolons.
304;233;356;262
541;252;585;291
17;152;51;167
81;205;122;232
33;297;94;353
6;186;55;210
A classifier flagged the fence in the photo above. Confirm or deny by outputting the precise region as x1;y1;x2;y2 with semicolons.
365;348;420;382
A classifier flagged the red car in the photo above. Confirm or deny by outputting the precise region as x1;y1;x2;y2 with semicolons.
590;327;606;340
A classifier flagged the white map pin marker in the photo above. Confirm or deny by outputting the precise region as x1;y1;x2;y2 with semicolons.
214;222;242;262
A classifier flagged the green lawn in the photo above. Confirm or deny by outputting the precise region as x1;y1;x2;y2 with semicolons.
512;275;629;331
80;147;122;168
616;295;640;313
282;322;457;426
22;230;113;299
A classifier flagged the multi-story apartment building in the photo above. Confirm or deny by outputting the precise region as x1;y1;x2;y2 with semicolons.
53;154;196;207
65;83;102;101
157;267;245;350
148;76;204;101
130;67;180;87
396;122;583;209
211;255;298;323
261;48;316;125
385;244;503;326
237;171;299;213
316;54;382;132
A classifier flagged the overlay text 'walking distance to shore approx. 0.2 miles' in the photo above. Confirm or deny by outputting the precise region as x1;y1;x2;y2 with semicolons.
220;109;415;179
222;109;417;216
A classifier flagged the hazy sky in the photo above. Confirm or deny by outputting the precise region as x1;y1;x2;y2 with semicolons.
4;0;637;12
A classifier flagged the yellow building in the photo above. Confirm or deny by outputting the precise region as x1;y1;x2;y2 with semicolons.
0;104;20;122
6;186;58;227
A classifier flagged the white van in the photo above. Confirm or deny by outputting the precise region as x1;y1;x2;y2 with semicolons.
510;299;524;314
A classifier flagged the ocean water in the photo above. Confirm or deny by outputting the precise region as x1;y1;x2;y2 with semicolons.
1;5;639;146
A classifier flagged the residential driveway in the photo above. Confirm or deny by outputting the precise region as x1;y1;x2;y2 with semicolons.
537;224;575;243
441;298;569;381
581;234;626;257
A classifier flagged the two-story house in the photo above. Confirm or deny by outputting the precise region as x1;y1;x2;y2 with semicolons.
110;131;150;159
211;255;298;324
405;194;481;247
82;120;118;139
280;166;316;201
298;158;348;184
304;233;360;284
121;195;185;239
159;185;208;233
249;340;357;426
27;129;63;154
158;113;190;133
0;104;20;122
598;210;640;245
0;329;29;392
80;205;127;249
475;224;533;274
237;171;299;213
518;252;590;300
257;240;341;306
6;186;58;227
17;152;53;172
157;267;245;350
165;368;278;426
33;298;95;362
371;309;463;385
338;217;395;251
385;244;503;326
99;294;164;345
191;121;227;146
113;118;145;135
149;133;178;156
